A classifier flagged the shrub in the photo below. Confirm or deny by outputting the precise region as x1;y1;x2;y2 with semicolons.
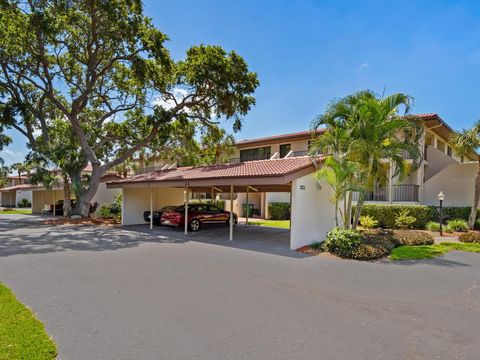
445;219;469;233
357;204;435;229
441;207;471;222
268;202;290;220
425;221;441;232
99;198;122;220
475;219;480;230
16;198;31;208
392;230;434;246
458;232;480;243
351;230;395;260
324;228;362;258
99;205;112;218
359;215;378;229
395;209;416;230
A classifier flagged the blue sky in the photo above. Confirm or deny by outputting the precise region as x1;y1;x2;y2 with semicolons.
2;0;480;165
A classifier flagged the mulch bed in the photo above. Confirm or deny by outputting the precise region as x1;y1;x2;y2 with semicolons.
42;217;120;226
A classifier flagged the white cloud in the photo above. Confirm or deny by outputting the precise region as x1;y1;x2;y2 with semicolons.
153;88;190;110
358;62;369;70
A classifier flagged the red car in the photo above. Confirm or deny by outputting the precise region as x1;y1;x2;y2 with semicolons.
161;204;238;231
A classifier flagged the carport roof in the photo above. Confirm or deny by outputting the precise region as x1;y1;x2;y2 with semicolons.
0;184;34;192
106;157;321;189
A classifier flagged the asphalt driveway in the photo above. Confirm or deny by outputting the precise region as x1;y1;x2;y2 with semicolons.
0;214;479;360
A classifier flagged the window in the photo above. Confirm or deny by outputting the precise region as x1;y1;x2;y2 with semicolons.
280;144;291;158
240;147;271;162
447;146;452;157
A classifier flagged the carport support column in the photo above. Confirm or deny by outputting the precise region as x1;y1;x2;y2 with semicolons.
184;182;189;235
229;185;234;241
149;186;153;230
245;186;249;227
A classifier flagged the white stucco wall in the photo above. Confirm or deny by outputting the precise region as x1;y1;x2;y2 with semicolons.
423;162;477;207
122;187;185;225
290;173;336;250
92;183;121;208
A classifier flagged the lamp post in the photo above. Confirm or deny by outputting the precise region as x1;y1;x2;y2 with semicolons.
438;191;445;236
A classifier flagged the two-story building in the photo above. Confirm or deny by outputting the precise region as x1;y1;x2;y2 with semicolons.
226;113;477;218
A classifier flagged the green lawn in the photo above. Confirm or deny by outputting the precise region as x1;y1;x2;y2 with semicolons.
0;283;57;360
390;242;480;261
247;219;290;229
0;209;32;215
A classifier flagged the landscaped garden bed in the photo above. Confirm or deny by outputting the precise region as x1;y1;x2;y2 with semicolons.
298;207;480;261
42;217;120;226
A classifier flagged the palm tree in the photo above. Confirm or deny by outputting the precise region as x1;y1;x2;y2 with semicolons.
452;121;480;228
311;105;359;228
348;92;422;227
311;91;423;229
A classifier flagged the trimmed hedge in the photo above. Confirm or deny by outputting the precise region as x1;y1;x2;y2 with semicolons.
357;204;435;229
357;204;480;230
268;202;290;220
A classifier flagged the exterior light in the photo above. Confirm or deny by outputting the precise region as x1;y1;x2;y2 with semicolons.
438;191;445;236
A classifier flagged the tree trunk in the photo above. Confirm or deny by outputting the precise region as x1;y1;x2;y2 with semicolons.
468;160;480;228
63;174;72;217
352;191;365;229
345;191;353;230
72;166;103;218
334;199;339;227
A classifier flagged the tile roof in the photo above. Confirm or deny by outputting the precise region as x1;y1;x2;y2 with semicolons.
0;184;34;192
107;157;319;186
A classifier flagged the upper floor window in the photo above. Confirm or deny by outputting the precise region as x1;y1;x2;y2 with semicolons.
240;146;271;162
280;144;291;158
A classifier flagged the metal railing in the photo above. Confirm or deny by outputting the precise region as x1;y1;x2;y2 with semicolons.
290;150;309;157
352;186;389;202
352;184;419;202
393;184;419;202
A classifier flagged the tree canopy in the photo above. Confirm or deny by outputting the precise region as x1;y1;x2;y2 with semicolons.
0;0;259;216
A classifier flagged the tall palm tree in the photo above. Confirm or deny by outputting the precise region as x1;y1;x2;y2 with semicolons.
311;91;423;229
349;92;422;227
452;121;480;228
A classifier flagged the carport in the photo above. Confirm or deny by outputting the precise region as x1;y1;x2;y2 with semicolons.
106;157;336;250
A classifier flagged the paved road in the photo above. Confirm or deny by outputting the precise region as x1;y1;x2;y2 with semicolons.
0;214;479;360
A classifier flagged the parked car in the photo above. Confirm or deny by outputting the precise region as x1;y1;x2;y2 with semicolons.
48;200;77;215
161;204;238;231
143;206;178;225
48;200;97;216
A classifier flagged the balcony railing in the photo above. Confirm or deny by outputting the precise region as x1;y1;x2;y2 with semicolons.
352;184;419;202
393;184;419;202
290;150;309;157
352;185;389;202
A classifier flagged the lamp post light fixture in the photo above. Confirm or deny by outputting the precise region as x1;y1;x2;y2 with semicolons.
438;191;445;236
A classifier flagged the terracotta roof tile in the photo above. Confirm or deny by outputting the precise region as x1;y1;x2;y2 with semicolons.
108;157;319;185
